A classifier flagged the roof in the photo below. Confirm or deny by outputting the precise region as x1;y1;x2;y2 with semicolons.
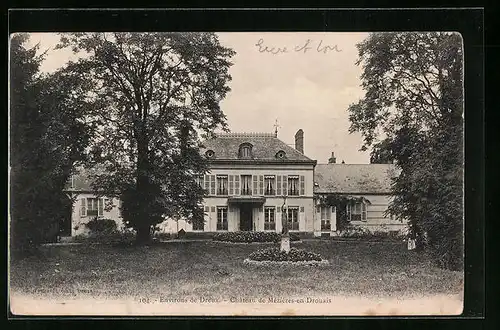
201;132;314;163
65;166;104;192
313;164;400;194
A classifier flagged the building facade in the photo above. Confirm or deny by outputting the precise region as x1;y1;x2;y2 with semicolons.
193;131;319;235
65;130;405;238
314;162;405;232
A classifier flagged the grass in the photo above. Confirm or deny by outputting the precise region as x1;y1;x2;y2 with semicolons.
9;240;463;301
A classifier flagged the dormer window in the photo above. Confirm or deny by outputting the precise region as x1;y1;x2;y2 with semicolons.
205;150;215;159
275;150;286;159
238;143;253;159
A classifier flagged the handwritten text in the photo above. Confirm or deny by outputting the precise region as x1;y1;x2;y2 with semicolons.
255;38;342;55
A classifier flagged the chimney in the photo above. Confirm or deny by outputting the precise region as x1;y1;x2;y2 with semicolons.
328;152;337;164
294;129;304;154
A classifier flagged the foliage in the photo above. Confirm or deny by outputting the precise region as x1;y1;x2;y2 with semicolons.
73;229;136;245
336;226;405;240
370;139;395;164
153;232;172;241
10;34;91;256
348;32;463;270
84;218;118;234
316;194;371;231
248;247;323;262
213;231;300;243
57;33;235;243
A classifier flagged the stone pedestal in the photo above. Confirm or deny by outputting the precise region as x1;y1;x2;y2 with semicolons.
280;236;290;252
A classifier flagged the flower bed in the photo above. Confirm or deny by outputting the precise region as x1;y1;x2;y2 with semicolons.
335;227;406;241
213;231;300;243
245;247;327;265
243;259;329;266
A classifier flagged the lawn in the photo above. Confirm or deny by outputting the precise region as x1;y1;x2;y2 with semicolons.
10;240;463;303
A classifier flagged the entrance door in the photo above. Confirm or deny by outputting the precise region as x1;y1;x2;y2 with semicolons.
239;205;253;231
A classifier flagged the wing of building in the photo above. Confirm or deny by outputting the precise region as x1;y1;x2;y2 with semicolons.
64;130;406;238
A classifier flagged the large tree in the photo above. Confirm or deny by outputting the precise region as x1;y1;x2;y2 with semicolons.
10;34;91;256
348;32;463;270
57;33;235;243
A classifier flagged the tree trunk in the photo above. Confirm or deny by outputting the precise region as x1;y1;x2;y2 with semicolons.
135;128;151;245
135;224;151;245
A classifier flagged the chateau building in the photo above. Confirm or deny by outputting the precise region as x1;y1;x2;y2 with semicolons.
65;129;405;238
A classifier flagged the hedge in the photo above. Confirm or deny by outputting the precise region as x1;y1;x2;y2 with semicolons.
248;247;323;262
84;218;117;234
213;231;300;243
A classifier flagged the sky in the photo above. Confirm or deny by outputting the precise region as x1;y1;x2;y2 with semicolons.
27;32;371;164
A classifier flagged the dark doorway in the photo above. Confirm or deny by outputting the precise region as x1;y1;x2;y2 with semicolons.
239;205;253;231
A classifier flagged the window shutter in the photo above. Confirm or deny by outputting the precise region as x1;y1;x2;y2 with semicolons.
362;203;367;222
259;175;264;195
282;175;288;196
98;198;104;216
300;175;305;195
326;206;331;220
229;175;234;195
235;175;240;195
253;175;258;195
204;175;210;193
210;175;216;195
346;204;351;221
199;175;205;190
80;198;87;216
277;175;282;195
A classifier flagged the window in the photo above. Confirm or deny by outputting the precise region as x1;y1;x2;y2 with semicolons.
216;207;228;231
287;207;299;231
217;175;228;195
195;175;204;189
320;206;331;231
275;150;286;159
264;207;276;231
205;150;215;158
239;143;253;159
81;198;103;217
264;176;275;195
241;146;251;158
347;202;367;222
287;176;299;196
241;175;252;195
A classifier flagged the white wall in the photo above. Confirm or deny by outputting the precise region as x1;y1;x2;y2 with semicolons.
70;193;124;236
347;194;407;232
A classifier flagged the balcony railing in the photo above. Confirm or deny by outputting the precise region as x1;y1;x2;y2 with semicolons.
217;188;228;195
241;188;252;195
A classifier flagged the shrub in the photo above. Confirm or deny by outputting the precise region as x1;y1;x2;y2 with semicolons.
84;218;118;234
213;231;300;243
338;226;371;238
337;226;405;240
74;229;136;245
153;232;172;240
248;247;323;262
